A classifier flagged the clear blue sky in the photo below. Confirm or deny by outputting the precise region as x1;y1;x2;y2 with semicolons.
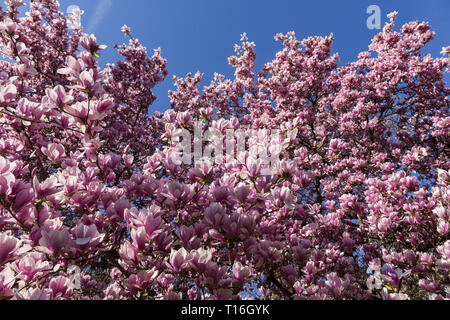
57;0;449;113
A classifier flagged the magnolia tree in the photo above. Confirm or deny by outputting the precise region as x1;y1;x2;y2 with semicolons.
0;0;448;301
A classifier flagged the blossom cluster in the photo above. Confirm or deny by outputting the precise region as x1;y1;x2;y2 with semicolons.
0;1;448;300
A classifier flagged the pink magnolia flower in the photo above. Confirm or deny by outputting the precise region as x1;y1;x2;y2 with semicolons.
13;287;50;300
0;234;22;265
121;25;131;35
90;99;115;121
49;276;73;299
0;267;15;298
202;263;227;288
168;248;191;273
204;203;225;228
41;143;66;163
80;33;107;54
381;288;409;300
57;56;84;78
11;252;50;282
38;229;72;256
32;176;60;199
0;2;448;301
98;153;122;170
189;248;212;273
0;157;16;195
130;227;148;251
381;264;405;288
234;183;251;203
324;273;351;299
45;85;74;109
123;269;157;294
106;199;131;222
437;169;449;185
73;223;105;248
0;17;17;34
118;241;139;266
162;182;194;204
0;84;17;104
0;156;15;175
232;261;253;282
11;186;34;212
441;46;450;55
178;225;201;250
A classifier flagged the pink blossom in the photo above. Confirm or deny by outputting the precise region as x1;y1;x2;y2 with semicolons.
11;187;34;212
232;261;253;282
0;234;22;265
0;267;15;298
80;34;107;54
0;17;17;34
38;229;72;256
0;84;17;104
169;248;191;273
45;85;73;109
121;25;131;35
41;143;66;163
0;1;448;301
49;276;73;299
73;223;105;248
14;287;50;300
11;252;50;282
204;203;225;228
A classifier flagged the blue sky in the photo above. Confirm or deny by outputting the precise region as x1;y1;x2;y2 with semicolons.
56;0;449;112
